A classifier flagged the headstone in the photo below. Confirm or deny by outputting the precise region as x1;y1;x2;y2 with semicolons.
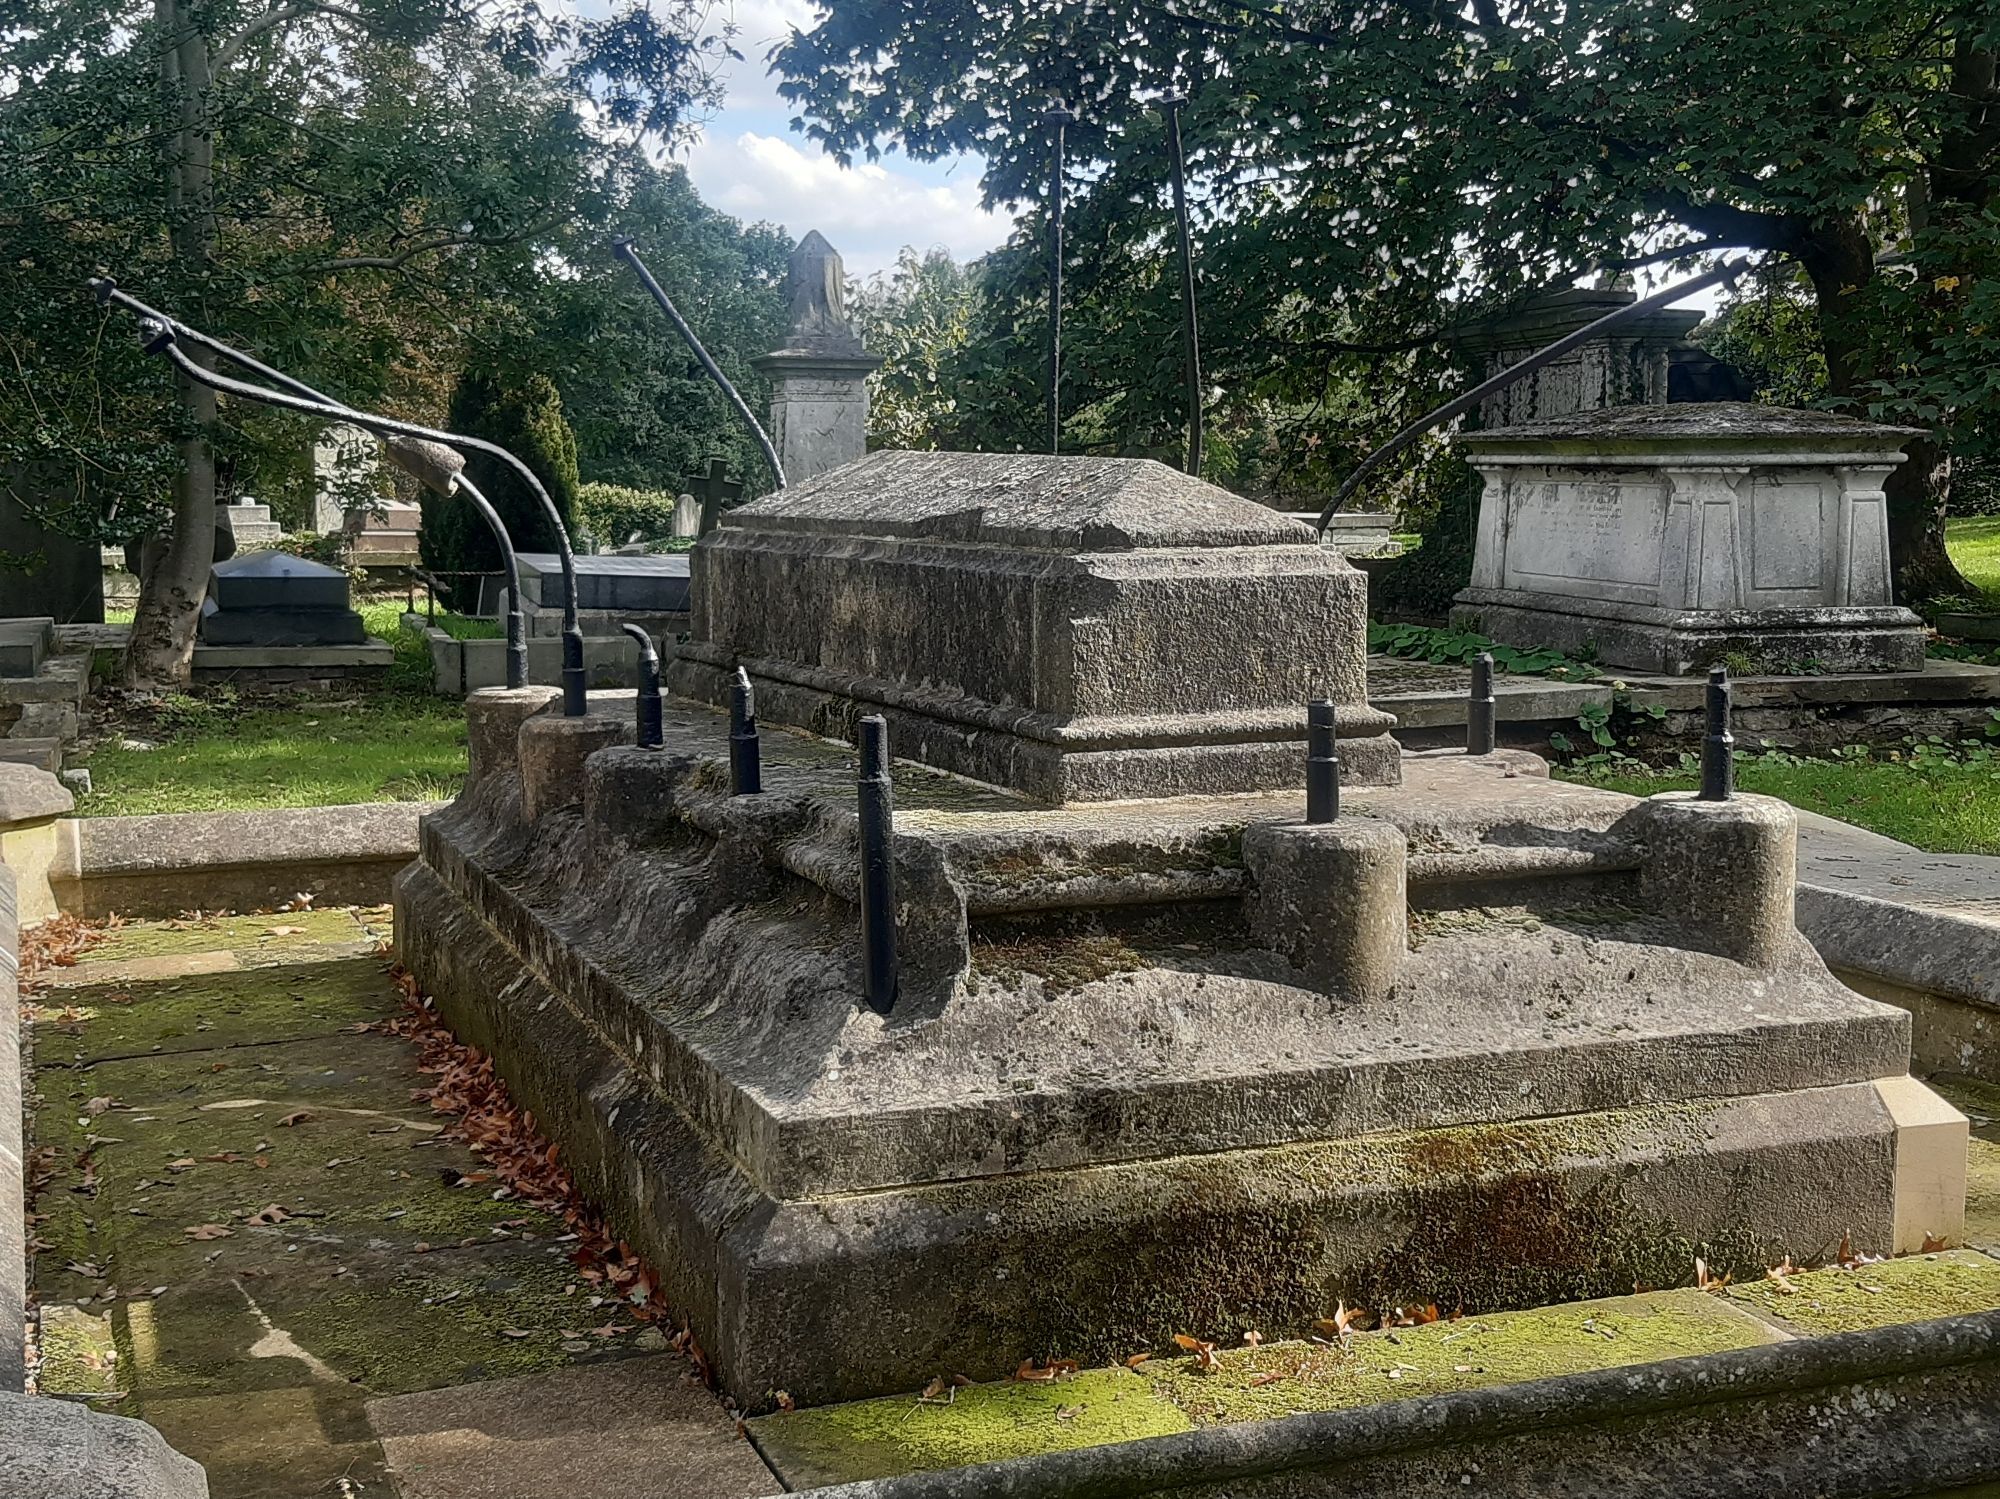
750;231;881;483
342;499;423;564
684;460;742;536
0;476;103;624
312;422;381;534
514;554;690;615
0;620;50;680
1452;402;1928;674
668;450;1401;802
1452;286;1703;428
221;498;282;547
197;552;367;646
670;492;701;539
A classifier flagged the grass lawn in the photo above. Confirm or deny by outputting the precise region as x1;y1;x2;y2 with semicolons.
1558;755;2000;855
1946;515;2000;602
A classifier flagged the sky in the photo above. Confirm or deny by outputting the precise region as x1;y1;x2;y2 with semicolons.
668;0;1016;279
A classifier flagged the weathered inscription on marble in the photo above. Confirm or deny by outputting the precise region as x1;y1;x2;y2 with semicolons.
1503;475;1664;595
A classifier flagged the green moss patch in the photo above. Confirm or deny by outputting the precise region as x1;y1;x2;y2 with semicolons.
1140;1290;1774;1425
750;1368;1191;1488
1728;1250;2000;1335
77;910;374;965
33;959;398;1062
37;1304;122;1395
1934;1076;2000;1252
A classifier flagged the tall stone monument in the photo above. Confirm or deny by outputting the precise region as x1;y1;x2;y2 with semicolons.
1453;285;1704;429
311;422;380;534
751;232;880;483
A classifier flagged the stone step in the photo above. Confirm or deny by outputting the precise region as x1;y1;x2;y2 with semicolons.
0;736;61;772
0;617;51;678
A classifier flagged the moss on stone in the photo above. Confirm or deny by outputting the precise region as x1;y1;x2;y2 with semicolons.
34;959;398;1062
749;1368;1191;1488
1930;1076;2000;1251
37;1304;123;1395
79;910;370;965
1728;1249;2000;1335
1140;1290;1776;1425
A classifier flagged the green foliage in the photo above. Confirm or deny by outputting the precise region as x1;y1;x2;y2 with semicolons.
423;372;580;576
854;248;985;450
1693;269;1830;410
576;482;681;549
1367;621;1599;680
1371;456;1483;619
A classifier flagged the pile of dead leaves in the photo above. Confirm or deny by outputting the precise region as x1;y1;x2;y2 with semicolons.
377;966;712;1387
19;913;115;998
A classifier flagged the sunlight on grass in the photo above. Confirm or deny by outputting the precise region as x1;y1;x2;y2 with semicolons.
1559;756;2000;855
1946;515;2000;603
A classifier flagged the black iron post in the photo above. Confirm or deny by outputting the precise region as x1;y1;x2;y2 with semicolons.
856;714;898;1015
620;625;663;748
729;666;762;796
611;238;786;492
1306;699;1341;823
1043;98;1077;456
97;278;589;716
1699;665;1735;801
1161;94;1204;477
1467;651;1497;756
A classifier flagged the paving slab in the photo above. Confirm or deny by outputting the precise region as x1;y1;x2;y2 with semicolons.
25;915;759;1499
369;1356;778;1499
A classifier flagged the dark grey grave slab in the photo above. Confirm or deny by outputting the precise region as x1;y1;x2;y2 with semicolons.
0;619;50;679
517;554;690;613
197;598;367;646
208;551;352;612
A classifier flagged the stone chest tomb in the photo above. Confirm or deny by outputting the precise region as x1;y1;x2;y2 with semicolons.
397;451;1964;1411
669;450;1400;802
1451;402;1927;674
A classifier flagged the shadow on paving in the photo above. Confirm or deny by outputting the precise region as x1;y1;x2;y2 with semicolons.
27;909;773;1499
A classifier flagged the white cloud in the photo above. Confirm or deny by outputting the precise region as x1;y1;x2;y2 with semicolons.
684;130;1014;277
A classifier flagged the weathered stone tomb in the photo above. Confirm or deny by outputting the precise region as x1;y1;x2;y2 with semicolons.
397;452;1965;1410
1451;402;1928;674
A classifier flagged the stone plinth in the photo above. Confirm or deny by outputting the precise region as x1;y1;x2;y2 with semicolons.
668;451;1400;803
751;231;879;484
0;619;50;679
512;553;691;639
221;500;281;547
0;761;74;925
1452;403;1928;674
396;709;1960;1410
197;552;366;647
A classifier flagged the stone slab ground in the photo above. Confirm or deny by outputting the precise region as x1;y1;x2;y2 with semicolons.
21;908;772;1499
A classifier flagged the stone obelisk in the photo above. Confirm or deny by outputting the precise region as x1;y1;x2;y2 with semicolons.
751;232;881;483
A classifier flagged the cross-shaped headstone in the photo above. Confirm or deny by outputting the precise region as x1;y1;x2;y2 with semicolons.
684;458;744;536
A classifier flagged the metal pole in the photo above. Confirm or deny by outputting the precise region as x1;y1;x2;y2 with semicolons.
1306;699;1340;823
452;475;529;692
1162;95;1204;477
1467;651;1497;756
611;239;786;492
620;625;663;748
857;715;898;1015
103;281;587;711
1043;100;1077;457
729;666;762;795
1699;665;1735;801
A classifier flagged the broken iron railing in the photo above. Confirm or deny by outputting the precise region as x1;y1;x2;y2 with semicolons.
91;278;583;710
1315;257;1753;533
610;238;787;492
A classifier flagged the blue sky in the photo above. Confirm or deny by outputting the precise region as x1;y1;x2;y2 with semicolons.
666;0;1015;278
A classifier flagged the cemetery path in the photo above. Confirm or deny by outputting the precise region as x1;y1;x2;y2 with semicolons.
22;908;779;1499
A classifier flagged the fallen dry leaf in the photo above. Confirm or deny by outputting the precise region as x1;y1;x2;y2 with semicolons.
775;1390;798;1411
1242;1330;1262;1348
286;893;315;911
1247;1371;1287;1388
1921;1233;1951;1253
499;1328;532;1339
279;1111;314;1128
245;1204;290;1227
1014;1358;1078;1382
183;1224;233;1241
1171;1334;1219;1374
1123;1352;1152;1369
1313;1300;1375;1339
263;926;306;938
84;1097;116;1116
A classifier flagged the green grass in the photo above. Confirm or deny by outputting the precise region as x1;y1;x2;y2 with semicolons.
1947;515;2000;603
74;696;466;816
1558;755;2000;855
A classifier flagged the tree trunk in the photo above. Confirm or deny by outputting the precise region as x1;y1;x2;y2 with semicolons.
124;0;220;689
1795;214;1969;604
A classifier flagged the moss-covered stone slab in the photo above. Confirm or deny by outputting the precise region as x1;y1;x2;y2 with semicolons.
1728;1248;2000;1336
138;1386;390;1499
1138;1290;1778;1425
37;1303;122;1396
71;909;377;967
32;959;399;1062
749;1368;1192;1488
1933;1075;2000;1252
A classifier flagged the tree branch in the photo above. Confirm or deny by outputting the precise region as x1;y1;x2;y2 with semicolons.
212;0;367;74
287;221;560;277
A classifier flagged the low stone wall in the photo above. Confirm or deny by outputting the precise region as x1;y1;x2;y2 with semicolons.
781;1309;2000;1499
49;801;434;919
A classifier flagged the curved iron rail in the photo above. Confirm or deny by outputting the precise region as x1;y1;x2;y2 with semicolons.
610;238;787;491
1315;258;1753;532
94;277;588;713
449;474;530;691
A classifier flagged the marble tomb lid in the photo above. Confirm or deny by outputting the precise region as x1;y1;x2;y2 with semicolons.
1460;400;1925;458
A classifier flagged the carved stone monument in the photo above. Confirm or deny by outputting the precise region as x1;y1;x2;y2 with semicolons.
1453;286;1704;428
1451;403;1928;674
311;422;380;534
751;232;880;483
